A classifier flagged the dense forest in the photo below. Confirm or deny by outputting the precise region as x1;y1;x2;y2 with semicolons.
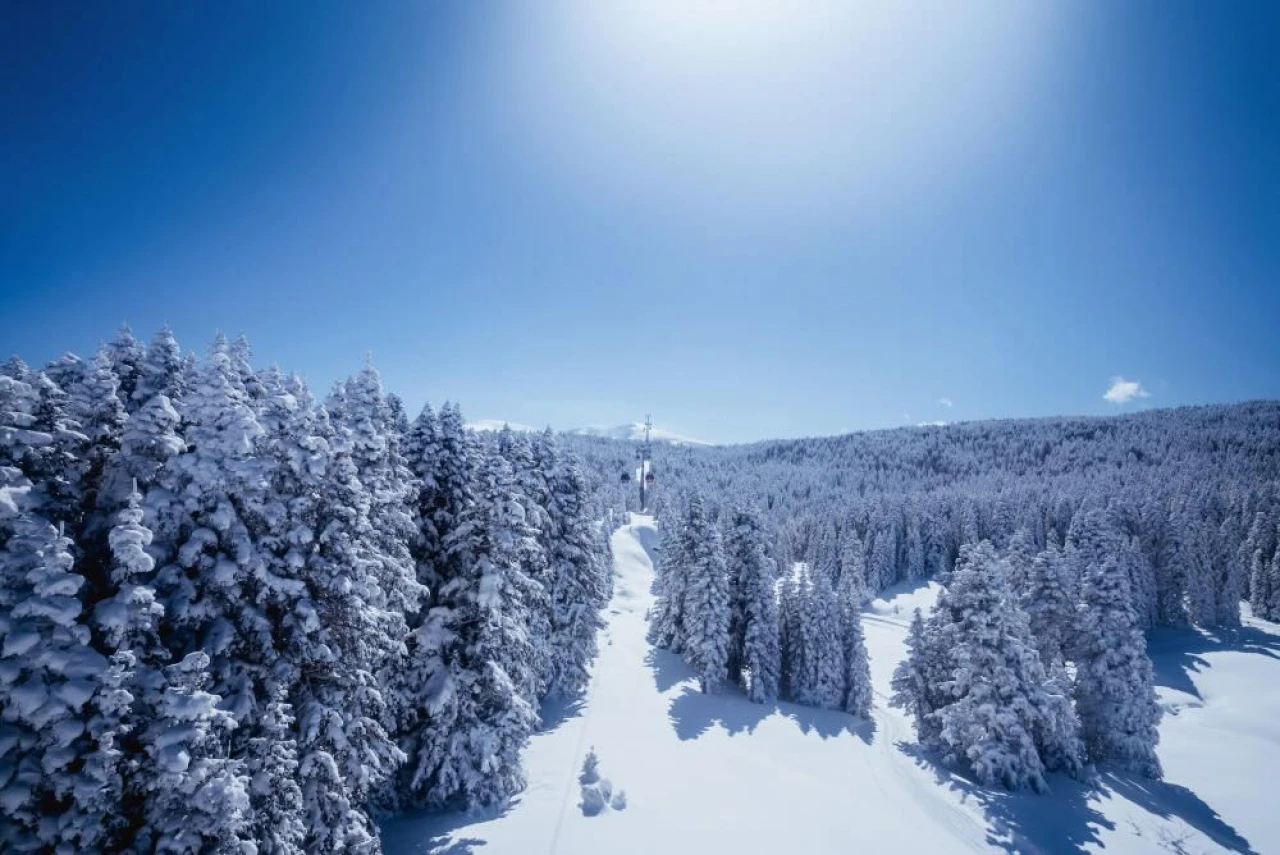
566;403;1280;630
0;326;611;853
5;324;1280;851
566;403;1280;791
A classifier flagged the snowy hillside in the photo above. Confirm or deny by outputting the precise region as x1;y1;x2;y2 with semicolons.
570;422;711;445
382;518;1277;854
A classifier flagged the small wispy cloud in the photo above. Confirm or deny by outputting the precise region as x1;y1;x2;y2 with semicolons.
1103;376;1150;405
938;397;953;408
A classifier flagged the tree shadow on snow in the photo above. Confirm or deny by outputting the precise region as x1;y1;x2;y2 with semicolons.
667;685;774;739
1101;771;1259;854
1147;623;1280;702
538;693;587;732
897;743;1259;854
779;700;876;744
646;646;693;694
379;803;509;855
898;742;1114;855
666;683;876;743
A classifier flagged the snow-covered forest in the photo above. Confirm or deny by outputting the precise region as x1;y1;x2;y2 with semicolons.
567;403;1280;631
563;405;1280;804
5;325;1280;854
0;326;612;853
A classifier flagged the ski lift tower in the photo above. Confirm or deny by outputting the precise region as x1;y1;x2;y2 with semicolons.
637;413;653;512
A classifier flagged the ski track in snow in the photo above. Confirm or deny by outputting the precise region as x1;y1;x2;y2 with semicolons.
382;517;1279;855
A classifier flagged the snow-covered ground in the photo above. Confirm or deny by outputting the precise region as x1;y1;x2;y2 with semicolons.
382;517;1278;854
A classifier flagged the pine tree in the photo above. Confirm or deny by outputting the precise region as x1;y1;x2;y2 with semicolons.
142;651;252;854
918;542;1081;792
134;325;187;409
837;531;868;606
290;411;405;847
890;609;937;738
1020;542;1074;666
405;448;542;810
677;497;731;693
102;323;144;409
0;504;106;852
725;507;781;702
1073;556;1163;778
837;574;872;718
247;693;306;855
791;568;845;710
543;448;609;699
1003;528;1037;596
648;509;692;653
94;486;168;847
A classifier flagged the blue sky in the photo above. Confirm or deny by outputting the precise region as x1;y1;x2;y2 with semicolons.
2;1;1276;444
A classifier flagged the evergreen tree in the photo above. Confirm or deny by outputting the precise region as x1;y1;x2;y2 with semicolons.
890;609;939;739
837;574;872;718
543;447;609;699
0;503;106;852
94;486;168;847
791;568;845;710
648;510;692;653
917;543;1082;792
405;448;542;809
676;497;731;693
134;326;187;409
291;411;405;847
1020;542;1074;667
102;324;144;409
725;507;781;703
142;651;252;854
247;693;306;855
1073;556;1163;778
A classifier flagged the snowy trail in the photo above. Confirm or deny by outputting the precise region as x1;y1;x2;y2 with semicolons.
383;517;1280;855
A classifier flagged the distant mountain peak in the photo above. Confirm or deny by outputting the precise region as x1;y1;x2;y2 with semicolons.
569;422;710;446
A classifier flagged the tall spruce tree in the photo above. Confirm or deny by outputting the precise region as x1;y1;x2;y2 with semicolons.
725;507;781;703
1073;556;1163;777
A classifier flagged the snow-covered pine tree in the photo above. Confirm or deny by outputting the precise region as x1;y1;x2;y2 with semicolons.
133;325;187;411
1213;513;1246;627
102;323;145;409
1020;541;1074;667
290;420;403;848
921;542;1081;791
326;363;427;629
494;426;553;697
836;570;872;718
90;485;168;847
1073;556;1163;778
890;609;939;741
141;651;252;854
246;691;306;855
1244;511;1280;622
404;447;543;810
677;496;732;693
0;499;107;852
542;443;609;699
791;567;844;710
777;571;802;702
1003;528;1037;597
837;531;868;607
725;507;781;703
648;505;693;653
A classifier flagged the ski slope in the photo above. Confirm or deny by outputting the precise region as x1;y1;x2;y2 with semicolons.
382;517;1277;855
